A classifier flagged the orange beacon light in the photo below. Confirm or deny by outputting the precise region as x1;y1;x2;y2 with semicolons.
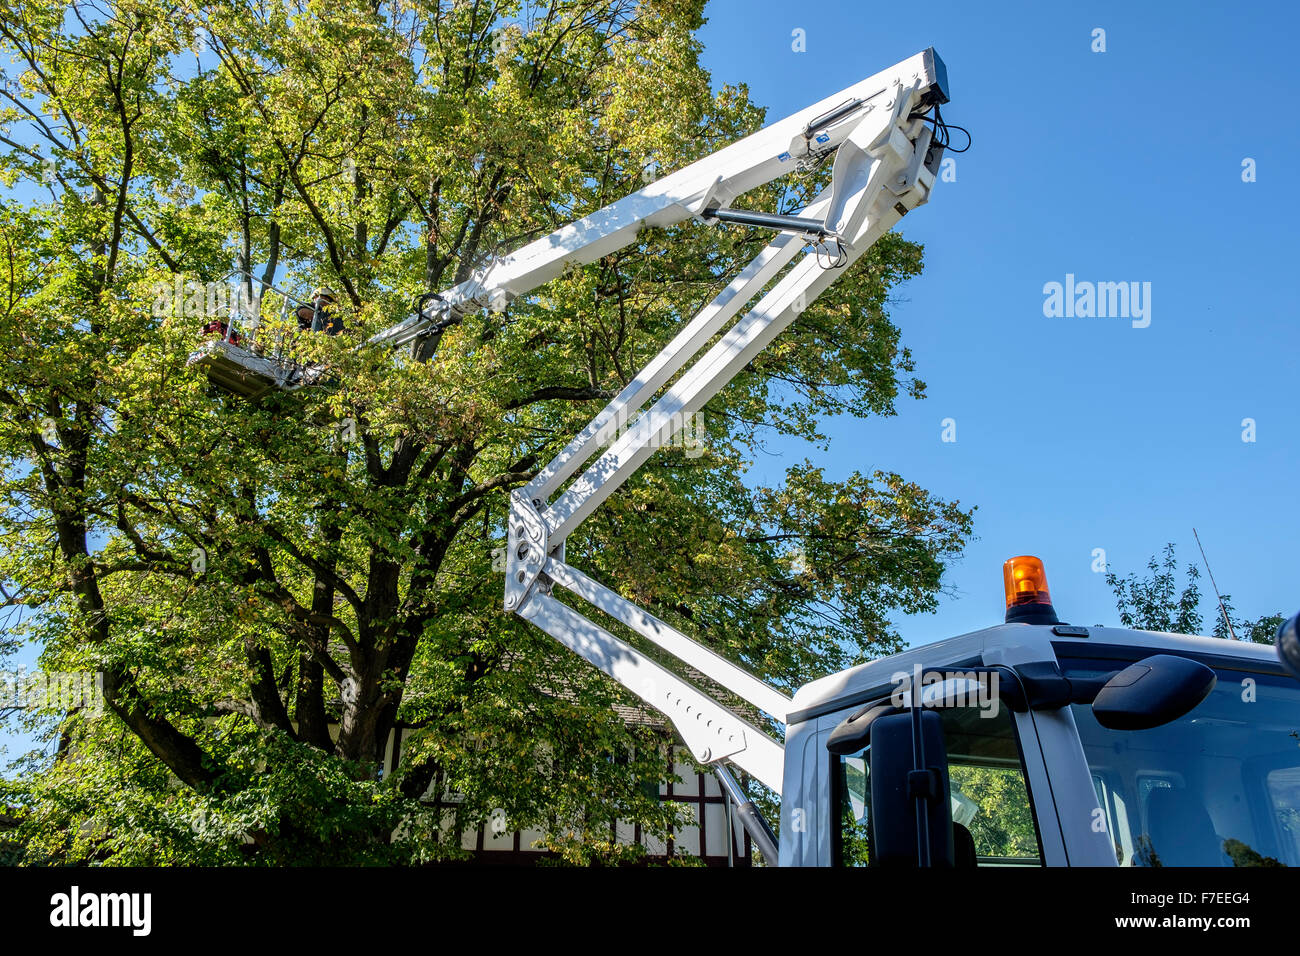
1003;555;1060;625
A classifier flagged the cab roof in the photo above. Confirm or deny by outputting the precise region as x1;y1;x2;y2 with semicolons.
787;622;1284;724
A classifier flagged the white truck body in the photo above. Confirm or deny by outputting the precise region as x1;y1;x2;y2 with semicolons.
782;623;1293;866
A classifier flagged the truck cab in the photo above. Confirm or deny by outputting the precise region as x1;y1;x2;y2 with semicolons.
781;563;1300;867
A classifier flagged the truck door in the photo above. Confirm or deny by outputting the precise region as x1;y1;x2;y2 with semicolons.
831;686;1051;867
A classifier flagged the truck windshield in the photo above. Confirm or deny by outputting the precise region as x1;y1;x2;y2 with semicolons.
1064;654;1300;867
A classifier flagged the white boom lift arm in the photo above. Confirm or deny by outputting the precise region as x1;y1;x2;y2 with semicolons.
458;49;951;796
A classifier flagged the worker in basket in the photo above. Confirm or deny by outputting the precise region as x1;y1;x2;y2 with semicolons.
201;317;241;346
295;288;343;336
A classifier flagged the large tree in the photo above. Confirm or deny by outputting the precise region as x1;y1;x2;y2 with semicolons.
0;0;973;864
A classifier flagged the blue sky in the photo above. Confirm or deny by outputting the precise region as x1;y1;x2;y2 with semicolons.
4;1;1297;767
697;0;1300;646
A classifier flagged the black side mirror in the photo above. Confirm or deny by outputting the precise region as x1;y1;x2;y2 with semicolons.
869;711;954;867
1091;654;1216;730
826;701;901;755
826;667;1025;756
1277;612;1300;680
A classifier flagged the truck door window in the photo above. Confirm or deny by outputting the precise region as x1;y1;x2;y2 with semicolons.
834;701;1043;866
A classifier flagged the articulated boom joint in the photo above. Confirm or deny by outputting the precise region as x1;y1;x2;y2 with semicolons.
503;490;553;612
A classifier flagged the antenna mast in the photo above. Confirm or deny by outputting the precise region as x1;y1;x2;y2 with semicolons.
1193;527;1238;640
